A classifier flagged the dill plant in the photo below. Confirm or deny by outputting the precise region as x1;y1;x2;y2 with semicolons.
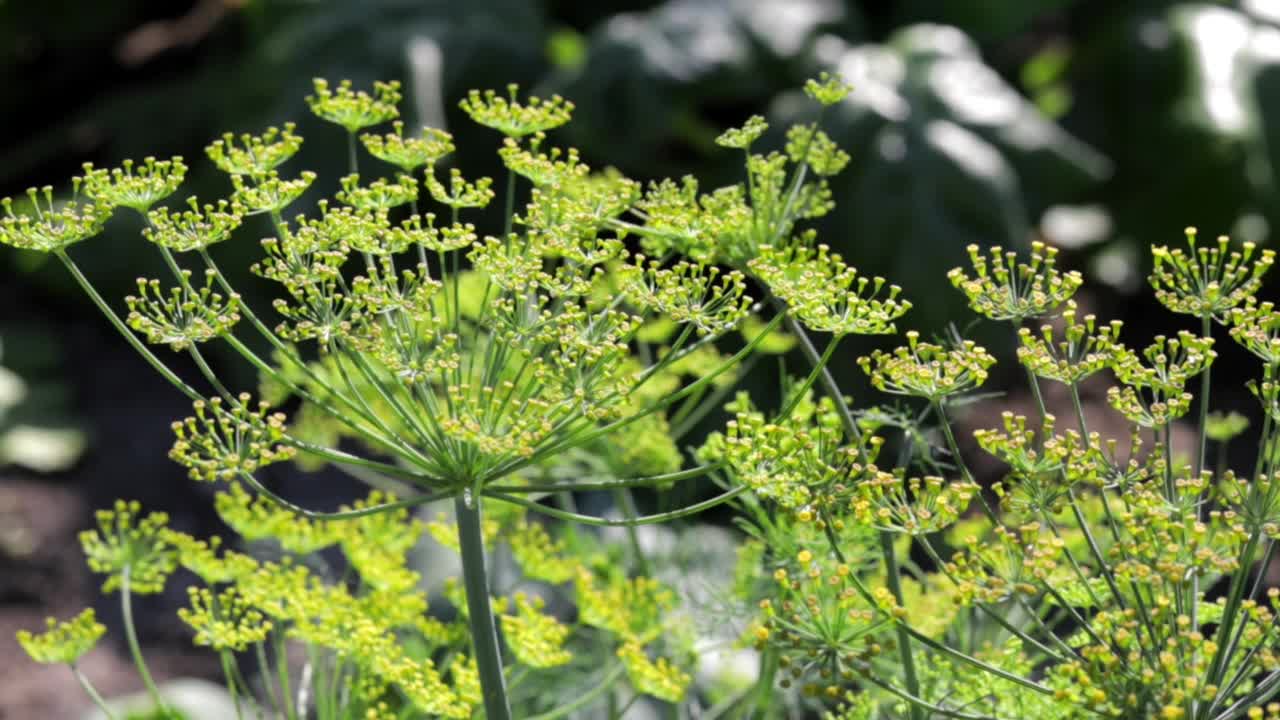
5;77;774;718
12;71;1280;720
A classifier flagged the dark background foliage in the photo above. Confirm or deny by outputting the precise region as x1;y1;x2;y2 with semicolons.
1;1;1275;716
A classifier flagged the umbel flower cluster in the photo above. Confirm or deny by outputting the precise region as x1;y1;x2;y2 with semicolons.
12;73;1280;719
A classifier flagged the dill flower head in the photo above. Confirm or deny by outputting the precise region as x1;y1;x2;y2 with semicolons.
1229;297;1280;367
361;121;454;172
1017;300;1122;385
575;567;675;643
1107;331;1215;426
498;133;590;187
975;412;1093;480
785;124;850;177
1115;331;1217;387
206;123;303;177
82;156;187;212
851;471;978;535
424;165;495;210
125;269;241;351
336;172;419;212
307;78;401;132
459;84;574;138
164;530;258;584
499;593;573;668
947;241;1082;322
750;242;910;336
1150;226;1275;320
79;500;176;594
179;586;272;652
804;71;854;106
617;641;692;702
715;115;769;150
16;609;106;665
143;197;244;252
620;257;752;336
858;332;997;401
169;394;295;483
758;547;884;697
633;176;750;264
508;520;578;584
707;391;878;517
0;181;112;252
230;170;316;215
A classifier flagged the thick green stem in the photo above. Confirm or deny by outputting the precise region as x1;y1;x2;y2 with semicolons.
752;646;778;719
120;567;171;715
454;492;512;720
1206;532;1262;692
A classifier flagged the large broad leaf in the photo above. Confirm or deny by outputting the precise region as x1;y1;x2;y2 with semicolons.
790;24;1110;329
554;0;860;175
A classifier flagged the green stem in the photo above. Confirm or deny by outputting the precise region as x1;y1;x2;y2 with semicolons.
777;307;860;442
454;492;512;720
933;399;1001;524
487;485;747;527
670;355;762;440
220;651;247;720
1206;532;1262;691
275;633;297;720
1196;313;1213;480
880;530;925;720
486;463;722;494
486;315;783;482
752;646;777;719
281;437;441;487
71;664;118;720
235;470;452;520
254;642;282;719
502;169;516;239
525;663;626;720
613;488;652;576
56;251;202;401
858;673;1005;720
778;333;841;420
120;567;171;715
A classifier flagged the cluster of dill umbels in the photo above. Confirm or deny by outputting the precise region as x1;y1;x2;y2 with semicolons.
9;70;1280;720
